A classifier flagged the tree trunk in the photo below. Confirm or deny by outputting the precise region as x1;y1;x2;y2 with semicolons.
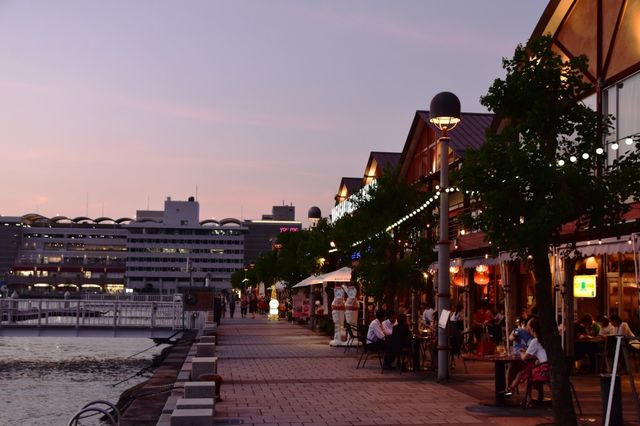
532;246;577;426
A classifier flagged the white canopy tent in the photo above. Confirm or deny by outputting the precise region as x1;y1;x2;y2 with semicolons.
319;266;352;283
292;274;324;288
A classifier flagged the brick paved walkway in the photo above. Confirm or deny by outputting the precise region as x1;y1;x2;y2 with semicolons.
212;317;559;426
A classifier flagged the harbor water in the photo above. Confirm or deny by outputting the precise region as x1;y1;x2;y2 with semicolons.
0;336;168;426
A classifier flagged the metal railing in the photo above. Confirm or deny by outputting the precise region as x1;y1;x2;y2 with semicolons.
0;298;182;329
67;400;120;426
81;294;176;302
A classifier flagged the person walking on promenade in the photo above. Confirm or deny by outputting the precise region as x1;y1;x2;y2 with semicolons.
249;294;258;319
221;297;227;318
229;295;236;318
213;295;222;326
240;296;248;318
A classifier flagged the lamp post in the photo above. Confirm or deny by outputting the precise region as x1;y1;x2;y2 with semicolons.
429;91;461;382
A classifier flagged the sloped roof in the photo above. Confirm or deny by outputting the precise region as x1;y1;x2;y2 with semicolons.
417;111;493;158
341;177;364;195
369;152;402;172
400;110;493;180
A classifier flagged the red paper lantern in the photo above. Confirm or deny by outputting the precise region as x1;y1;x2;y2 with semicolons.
474;271;490;285
453;274;465;287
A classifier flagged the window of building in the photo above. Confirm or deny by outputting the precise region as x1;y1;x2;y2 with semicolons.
604;71;640;164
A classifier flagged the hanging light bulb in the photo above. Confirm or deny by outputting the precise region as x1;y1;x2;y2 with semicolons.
475;264;489;273
449;265;460;274
625;137;633;145
612;143;619;150
570;156;577;162
596;148;604;155
582;153;589;159
557;159;565;166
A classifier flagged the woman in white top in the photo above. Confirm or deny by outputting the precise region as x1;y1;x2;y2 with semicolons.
610;314;640;350
506;318;548;393
610;314;634;336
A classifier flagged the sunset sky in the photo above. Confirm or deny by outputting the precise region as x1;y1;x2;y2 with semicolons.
0;1;548;224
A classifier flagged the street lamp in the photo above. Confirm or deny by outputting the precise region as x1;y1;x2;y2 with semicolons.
429;91;461;382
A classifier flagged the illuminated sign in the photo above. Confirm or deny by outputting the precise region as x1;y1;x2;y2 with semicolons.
574;275;596;298
279;227;300;233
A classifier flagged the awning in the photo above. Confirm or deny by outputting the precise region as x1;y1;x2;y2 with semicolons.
430;252;515;271
320;266;352;283
570;235;636;257
292;274;323;288
462;256;500;269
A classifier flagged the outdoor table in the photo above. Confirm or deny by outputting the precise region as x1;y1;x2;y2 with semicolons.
574;337;604;373
411;335;434;371
462;353;521;406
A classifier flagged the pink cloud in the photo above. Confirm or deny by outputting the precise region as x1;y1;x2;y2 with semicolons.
0;79;60;96
289;5;514;54
115;95;328;133
33;195;49;206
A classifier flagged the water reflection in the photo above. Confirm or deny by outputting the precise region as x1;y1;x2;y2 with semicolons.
0;337;167;426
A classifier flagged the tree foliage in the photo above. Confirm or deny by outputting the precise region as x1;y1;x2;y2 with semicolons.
334;168;436;301
460;36;640;254
233;219;337;293
458;35;640;426
275;219;335;286
230;266;257;290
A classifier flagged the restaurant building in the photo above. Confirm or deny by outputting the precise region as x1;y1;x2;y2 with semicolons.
335;1;640;339
434;0;640;334
397;110;495;325
331;152;401;223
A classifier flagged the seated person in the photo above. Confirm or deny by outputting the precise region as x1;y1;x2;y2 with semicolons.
488;304;506;344
472;302;493;344
574;320;602;373
579;313;601;337
505;318;548;396
384;313;412;369
611;314;640;350
382;310;397;337
506;321;532;385
450;302;464;331
596;315;616;338
366;309;387;351
422;302;435;327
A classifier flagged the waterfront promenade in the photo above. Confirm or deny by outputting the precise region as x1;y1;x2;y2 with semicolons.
213;317;560;426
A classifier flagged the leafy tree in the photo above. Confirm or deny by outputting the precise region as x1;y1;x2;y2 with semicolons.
459;35;640;425
233;220;336;297
230;266;257;291
274;230;309;286
335;168;435;302
275;219;335;285
253;250;280;288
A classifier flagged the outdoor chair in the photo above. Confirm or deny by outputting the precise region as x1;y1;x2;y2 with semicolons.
394;344;414;374
344;323;361;354
522;360;582;414
449;323;464;371
356;325;384;371
521;362;551;408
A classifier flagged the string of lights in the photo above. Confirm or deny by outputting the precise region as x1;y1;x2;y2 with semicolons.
557;133;638;166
